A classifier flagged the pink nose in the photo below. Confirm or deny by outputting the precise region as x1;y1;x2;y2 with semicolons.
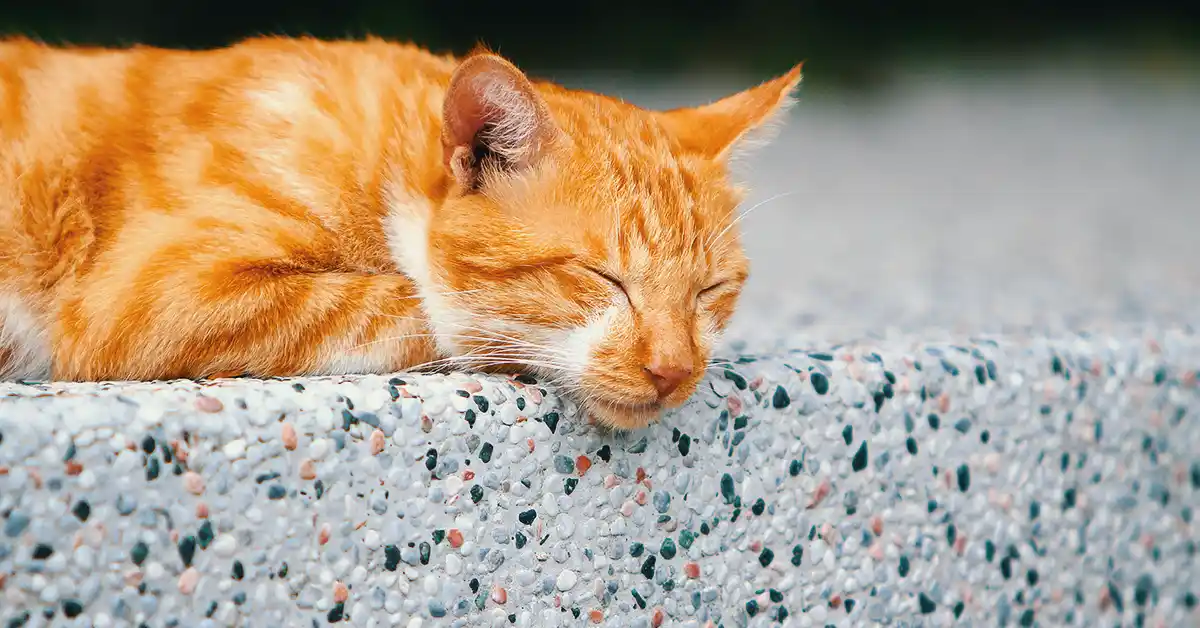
645;363;693;398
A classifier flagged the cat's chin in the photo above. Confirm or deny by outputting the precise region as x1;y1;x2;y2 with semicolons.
586;400;665;431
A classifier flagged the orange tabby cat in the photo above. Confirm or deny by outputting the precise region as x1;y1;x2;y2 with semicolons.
0;35;801;428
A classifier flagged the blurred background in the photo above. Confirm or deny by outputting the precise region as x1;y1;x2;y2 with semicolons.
3;1;1199;345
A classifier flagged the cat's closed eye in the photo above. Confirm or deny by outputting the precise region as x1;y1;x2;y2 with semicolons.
584;267;631;305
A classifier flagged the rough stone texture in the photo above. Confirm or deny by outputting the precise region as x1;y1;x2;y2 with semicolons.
2;333;1198;627
2;71;1199;627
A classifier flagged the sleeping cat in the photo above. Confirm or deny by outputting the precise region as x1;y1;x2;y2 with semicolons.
0;36;801;429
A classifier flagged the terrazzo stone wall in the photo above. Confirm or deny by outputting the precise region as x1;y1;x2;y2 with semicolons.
2;331;1197;627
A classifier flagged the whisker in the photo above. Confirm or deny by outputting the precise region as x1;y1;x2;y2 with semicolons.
707;190;797;249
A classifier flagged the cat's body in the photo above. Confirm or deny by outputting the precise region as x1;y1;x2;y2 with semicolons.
0;35;800;428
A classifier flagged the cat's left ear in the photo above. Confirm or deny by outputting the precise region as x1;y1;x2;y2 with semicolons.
658;63;803;161
442;53;564;190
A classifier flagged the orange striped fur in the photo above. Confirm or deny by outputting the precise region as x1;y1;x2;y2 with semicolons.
0;35;801;428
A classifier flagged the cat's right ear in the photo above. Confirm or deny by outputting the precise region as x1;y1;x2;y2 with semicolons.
442;54;562;191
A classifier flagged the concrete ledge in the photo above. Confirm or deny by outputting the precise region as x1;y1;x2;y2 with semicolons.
1;332;1197;627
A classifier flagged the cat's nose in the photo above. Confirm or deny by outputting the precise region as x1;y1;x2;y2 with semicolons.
645;362;693;398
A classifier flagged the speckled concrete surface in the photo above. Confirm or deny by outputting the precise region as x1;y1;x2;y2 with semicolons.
3;71;1200;627
2;332;1199;627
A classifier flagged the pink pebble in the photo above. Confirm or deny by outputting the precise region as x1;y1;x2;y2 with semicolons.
178;568;199;594
621;500;635;517
464;381;483;393
194;396;223;413
333;581;349;603
369;429;386;455
491;586;507;604
604;475;619;489
281;423;298;450
183;471;205;495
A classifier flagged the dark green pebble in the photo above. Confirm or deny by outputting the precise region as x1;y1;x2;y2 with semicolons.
789;460;802;476
1063;487;1077;510
791;545;803;566
661;538;677;559
464;409;476;427
745;599;759;617
479;442;493;463
758;548;774;567
294;382;306;392
516;397;525;410
632;589;647;609
720;473;736;503
918;593;936;613
810;372;829;395
455;389;469;398
596;445;612;462
640;555;656;579
543;412;559;433
898;555;910;577
927;499;938;513
842;425;853;445
906;437;918;454
314;479;325;499
432;529;445;544
255;472;280;484
772;386;790;409
630;542;644;557
515;532;526;549
1154;367;1168;385
883;383;894;398
232;560;244;580
1019;609;1035;627
508;614;517;624
980;429;990;443
470;485;484;503
267;485;286;500
564;478;578;494
809;352;832;361
1030;501;1041;520
751;498;765;516
845;599;856;613
327;602;345;622
233;592;246;605
956;464;970;491
678;530;695;549
178;536;196;567
473;395;489;412
518;509;536;525
32;544;53;560
975;365;987;384
571;608;581;619
418;542;431;564
145;456;160;481
1027;569;1039;586
341;409;356;430
628;436;648;453
775;606;789;621
700;522;710;535
873;392;885;412
734;415;748;430
953;601;964;618
954;418;971;433
1001;556;1013;579
1108;581;1125;612
852;442;868;471
61;600;83;619
278;562;289;578
723;369;747;390
141;436;155;454
927;413;940;429
1183;592;1196;609
383;545;401;570
198;521;214;549
678;433;691;456
947;524;956;545
71;500;90;522
769;589;783;603
424;449;438;471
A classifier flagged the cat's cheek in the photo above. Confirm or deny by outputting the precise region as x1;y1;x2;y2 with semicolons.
553;303;626;378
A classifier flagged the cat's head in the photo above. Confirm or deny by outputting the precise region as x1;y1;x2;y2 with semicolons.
389;53;801;430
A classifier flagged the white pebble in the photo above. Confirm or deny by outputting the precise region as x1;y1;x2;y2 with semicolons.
555;569;578;591
223;439;247;459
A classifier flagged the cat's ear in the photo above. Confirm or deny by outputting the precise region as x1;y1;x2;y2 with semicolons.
442;54;562;190
659;63;803;161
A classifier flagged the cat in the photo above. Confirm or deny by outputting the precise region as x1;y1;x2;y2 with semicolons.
0;35;801;429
